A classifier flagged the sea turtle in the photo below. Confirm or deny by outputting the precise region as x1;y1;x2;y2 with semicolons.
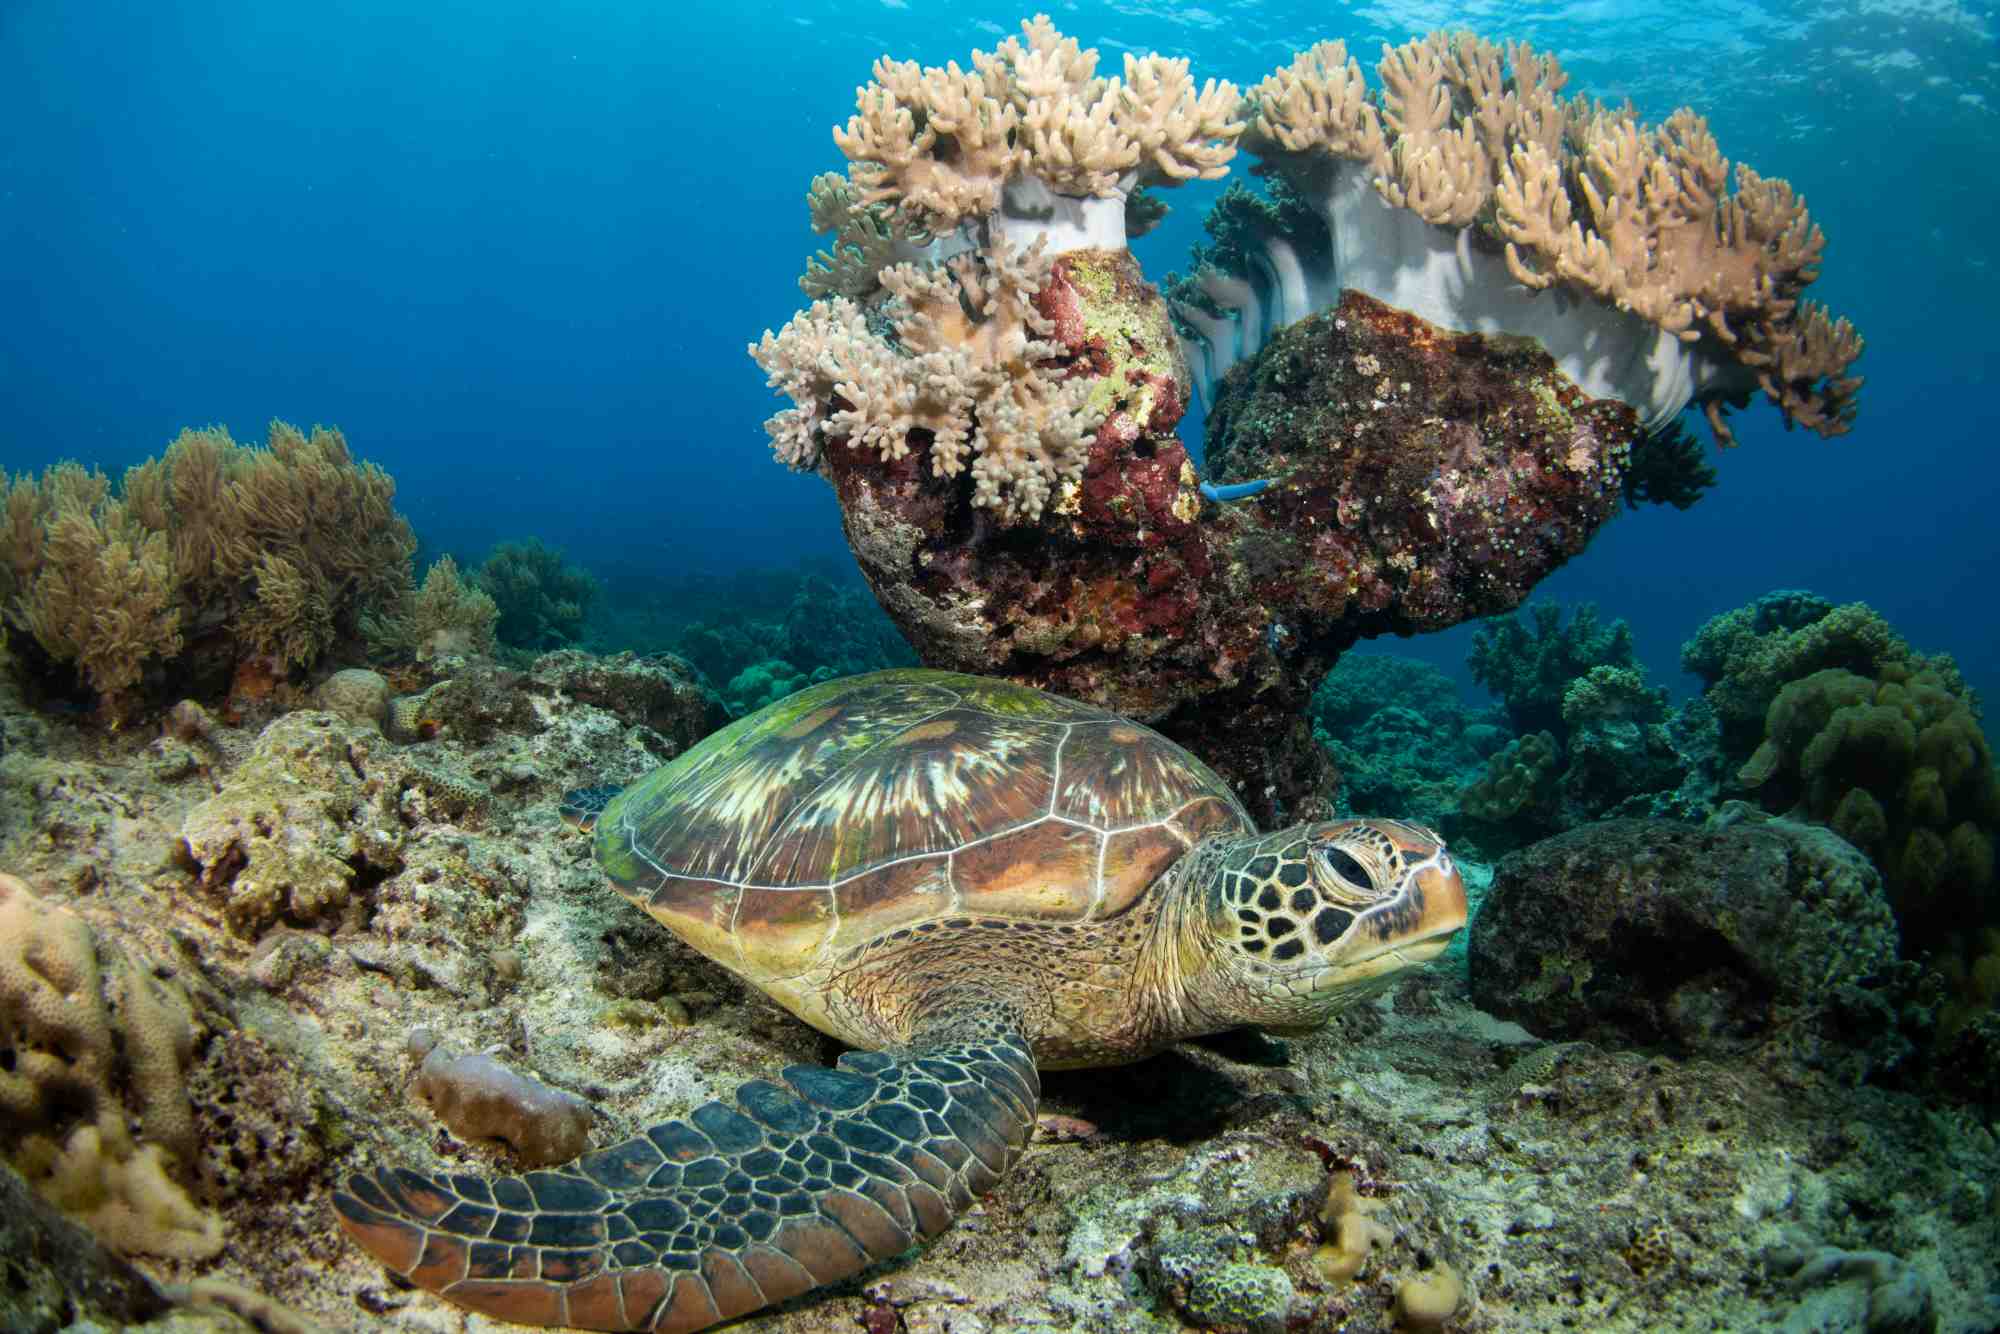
335;669;1467;1331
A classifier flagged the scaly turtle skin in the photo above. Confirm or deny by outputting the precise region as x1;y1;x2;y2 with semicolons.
336;669;1467;1331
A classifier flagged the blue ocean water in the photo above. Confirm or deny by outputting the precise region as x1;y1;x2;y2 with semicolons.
1;0;1994;704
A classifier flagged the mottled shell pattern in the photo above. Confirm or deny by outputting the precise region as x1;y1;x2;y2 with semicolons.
593;670;1251;981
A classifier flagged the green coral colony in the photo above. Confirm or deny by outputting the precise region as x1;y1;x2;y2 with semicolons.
335;670;1467;1329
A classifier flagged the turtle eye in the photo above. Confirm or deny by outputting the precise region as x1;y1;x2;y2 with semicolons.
1314;845;1372;890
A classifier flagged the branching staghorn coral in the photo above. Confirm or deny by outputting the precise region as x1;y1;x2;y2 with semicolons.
752;237;1101;523
1174;31;1862;440
1;421;416;719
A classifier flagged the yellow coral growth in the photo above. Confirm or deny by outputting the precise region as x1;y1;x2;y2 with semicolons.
363;554;499;661
1314;1169;1394;1281
0;873;220;1259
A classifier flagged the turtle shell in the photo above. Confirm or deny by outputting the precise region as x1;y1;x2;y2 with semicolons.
594;669;1251;980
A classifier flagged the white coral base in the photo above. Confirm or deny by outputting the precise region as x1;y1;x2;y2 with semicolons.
1181;161;1753;433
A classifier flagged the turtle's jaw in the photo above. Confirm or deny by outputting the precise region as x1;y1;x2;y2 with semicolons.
1306;927;1454;999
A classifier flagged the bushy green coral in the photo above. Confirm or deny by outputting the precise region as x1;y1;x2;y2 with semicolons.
725;659;842;718
1312;653;1471;737
1680;592;1944;756
1310;655;1494;827
1562;665;1669;729
1740;662;1997;957
1462;730;1561;824
1559;668;1686;821
2;423;416;721
1175;179;1332;294
475;538;596;650
1470;602;1638;742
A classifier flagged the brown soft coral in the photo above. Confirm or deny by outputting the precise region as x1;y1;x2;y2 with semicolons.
362;554;499;662
2;421;417;722
1;463;183;717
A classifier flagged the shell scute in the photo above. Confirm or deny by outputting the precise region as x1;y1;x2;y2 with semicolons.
748;706;1059;886
1098;823;1195;918
829;853;955;944
949;819;1103;919
1051;720;1239;828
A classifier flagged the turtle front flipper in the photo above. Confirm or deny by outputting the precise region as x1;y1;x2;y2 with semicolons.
334;1024;1039;1332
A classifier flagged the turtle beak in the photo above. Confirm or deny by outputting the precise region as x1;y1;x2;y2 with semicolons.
1408;860;1469;947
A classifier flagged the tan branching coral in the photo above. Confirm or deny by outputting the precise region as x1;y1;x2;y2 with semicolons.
752;238;1101;523
1;421;417;718
1247;41;1386;172
1241;32;1863;442
833;14;1243;234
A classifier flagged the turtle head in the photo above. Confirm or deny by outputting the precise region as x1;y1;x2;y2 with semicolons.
1198;819;1468;1031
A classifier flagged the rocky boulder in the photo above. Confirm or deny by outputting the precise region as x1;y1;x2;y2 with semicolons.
1469;816;1900;1065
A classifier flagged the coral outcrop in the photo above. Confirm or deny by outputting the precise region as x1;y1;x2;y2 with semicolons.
179;712;409;938
742;18;1857;817
1682;594;1999;1008
0;873;220;1259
